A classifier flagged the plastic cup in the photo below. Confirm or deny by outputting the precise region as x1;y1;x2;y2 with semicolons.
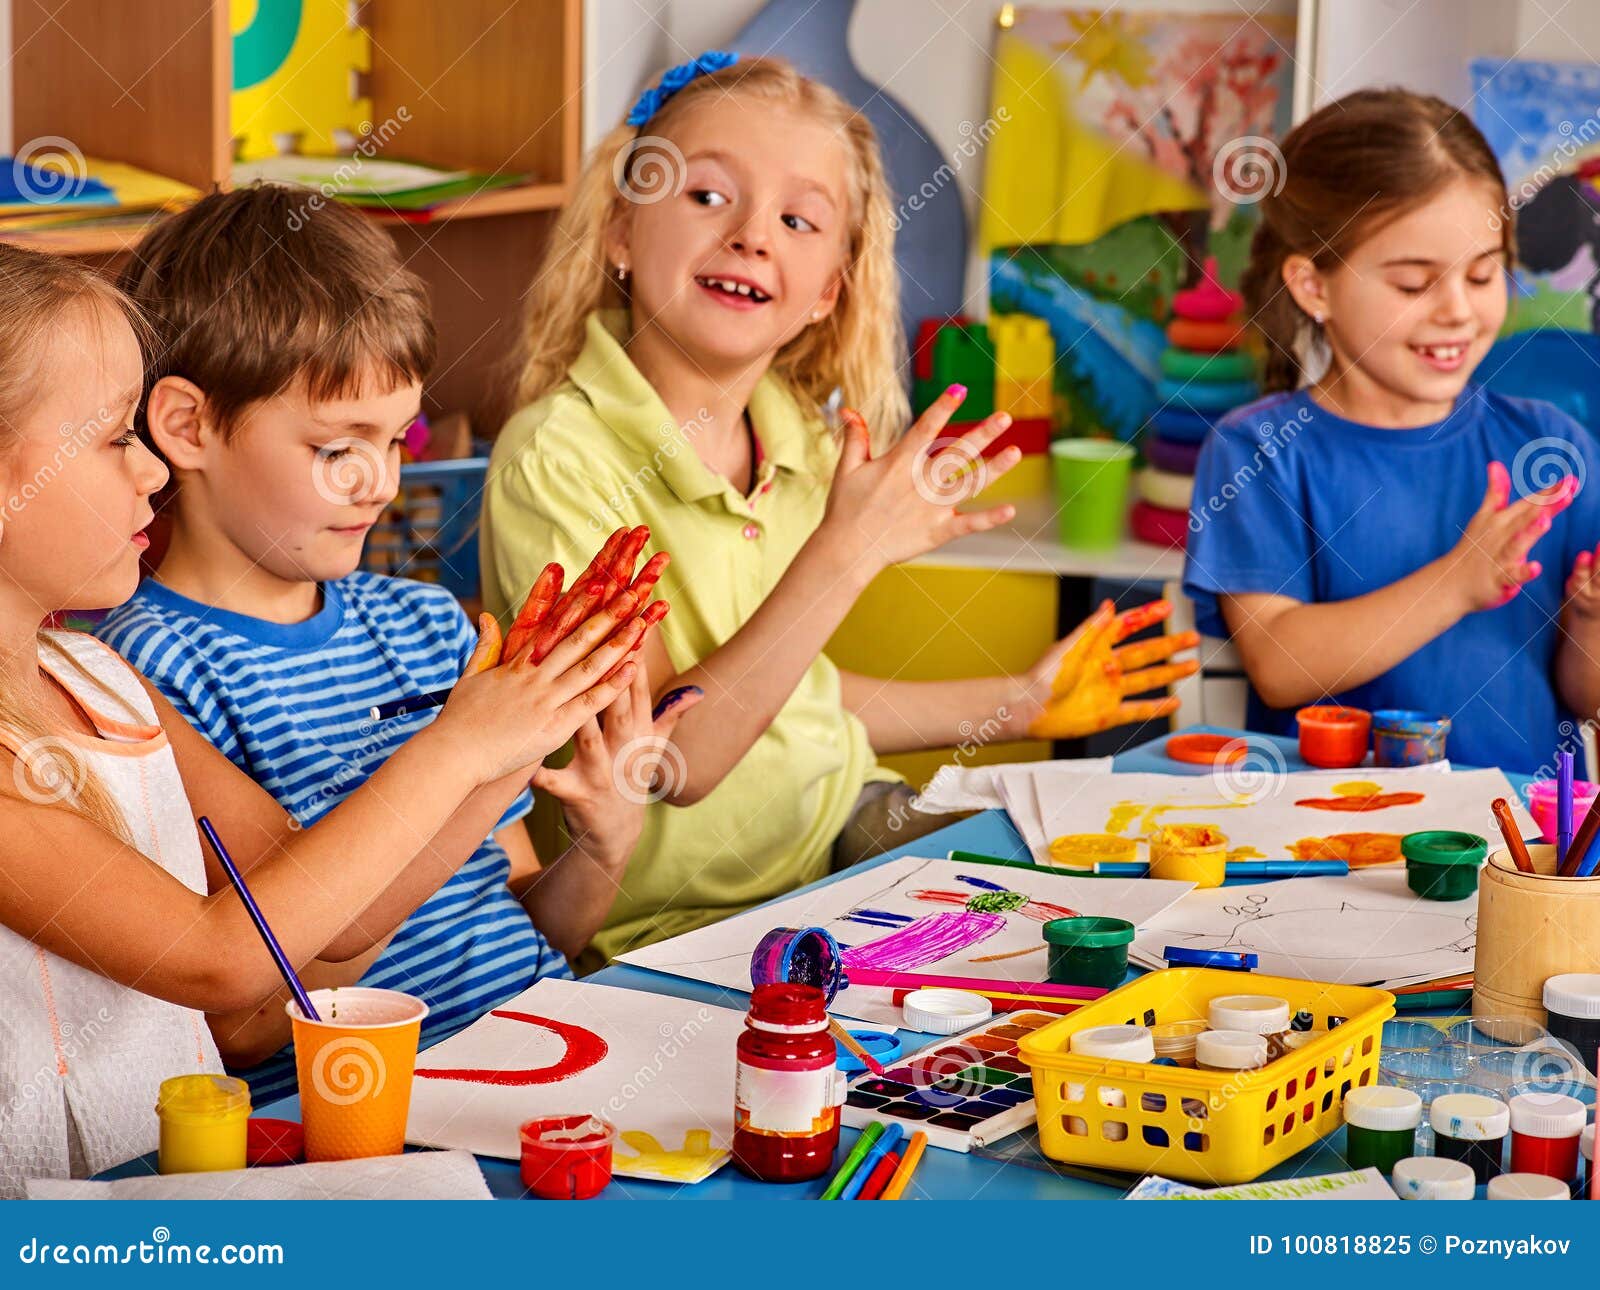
288;987;428;1162
1051;439;1135;549
1528;779;1600;845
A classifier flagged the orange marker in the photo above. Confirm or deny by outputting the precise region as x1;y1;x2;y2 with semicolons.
1491;798;1535;874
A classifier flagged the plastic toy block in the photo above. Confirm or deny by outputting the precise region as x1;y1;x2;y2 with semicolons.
991;314;1054;384
996;375;1052;420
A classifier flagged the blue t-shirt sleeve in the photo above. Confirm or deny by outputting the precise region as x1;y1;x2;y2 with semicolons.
1182;418;1315;639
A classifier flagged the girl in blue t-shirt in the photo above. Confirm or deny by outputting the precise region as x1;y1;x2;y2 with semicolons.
1184;88;1600;775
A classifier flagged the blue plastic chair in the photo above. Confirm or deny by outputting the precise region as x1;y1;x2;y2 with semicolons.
1476;329;1600;434
360;457;487;601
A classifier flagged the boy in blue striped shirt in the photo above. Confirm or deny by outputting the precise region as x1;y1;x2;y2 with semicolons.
98;187;694;1106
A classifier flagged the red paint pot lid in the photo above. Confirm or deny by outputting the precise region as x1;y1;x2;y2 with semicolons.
1164;733;1245;766
246;1117;304;1166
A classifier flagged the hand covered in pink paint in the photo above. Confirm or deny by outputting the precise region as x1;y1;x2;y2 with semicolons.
1564;541;1600;628
1022;599;1200;739
1444;462;1577;614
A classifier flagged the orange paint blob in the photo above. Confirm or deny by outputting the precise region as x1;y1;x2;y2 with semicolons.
1293;791;1424;812
1286;833;1405;866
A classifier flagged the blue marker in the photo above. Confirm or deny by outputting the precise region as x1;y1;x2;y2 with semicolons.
956;874;1007;891
840;1122;904;1200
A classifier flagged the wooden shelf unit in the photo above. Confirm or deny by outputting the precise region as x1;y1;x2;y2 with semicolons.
9;0;583;433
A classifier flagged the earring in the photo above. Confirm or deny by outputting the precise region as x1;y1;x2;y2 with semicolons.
1311;310;1325;325
616;263;630;282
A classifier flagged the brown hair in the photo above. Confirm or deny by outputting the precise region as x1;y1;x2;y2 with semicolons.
514;56;909;442
118;184;436;438
0;243;138;843
1243;88;1513;393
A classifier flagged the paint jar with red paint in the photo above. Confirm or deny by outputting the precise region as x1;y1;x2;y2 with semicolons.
1295;705;1371;769
1508;1092;1586;1181
518;1114;616;1200
733;983;842;1182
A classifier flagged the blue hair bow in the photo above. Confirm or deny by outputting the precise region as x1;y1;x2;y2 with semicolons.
626;50;740;128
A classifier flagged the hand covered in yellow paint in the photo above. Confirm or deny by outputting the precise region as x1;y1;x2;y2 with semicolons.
613;1129;729;1182
1023;599;1199;738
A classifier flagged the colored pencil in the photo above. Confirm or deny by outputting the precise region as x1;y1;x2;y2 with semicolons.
1565;791;1600;877
198;816;320;1023
839;1123;904;1200
1491;797;1536;874
880;1132;927;1200
820;1122;882;1200
1391;973;1473;994
1393;990;1472;1012
828;1018;887;1077
848;968;1104;1000
948;849;1056;874
1558;752;1576;869
857;1150;900;1200
369;689;448;721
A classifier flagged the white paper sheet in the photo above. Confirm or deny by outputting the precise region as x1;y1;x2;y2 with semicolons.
1129;868;1478;987
1035;767;1531;868
26;1150;490;1201
404;978;744;1184
914;758;1112;816
619;855;1193;1026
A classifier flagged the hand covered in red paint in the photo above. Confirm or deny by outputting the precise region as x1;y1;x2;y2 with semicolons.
816;387;1021;580
1445;462;1576;614
1021;599;1200;739
532;661;701;866
1564;541;1600;628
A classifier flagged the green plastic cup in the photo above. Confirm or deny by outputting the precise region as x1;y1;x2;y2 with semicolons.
1051;439;1135;549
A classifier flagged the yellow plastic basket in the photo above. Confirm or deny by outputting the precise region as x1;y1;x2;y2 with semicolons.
1018;968;1395;1185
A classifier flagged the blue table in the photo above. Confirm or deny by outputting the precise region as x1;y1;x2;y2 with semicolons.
106;726;1520;1199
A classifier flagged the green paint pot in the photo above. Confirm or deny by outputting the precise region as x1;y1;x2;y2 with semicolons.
1043;916;1135;988
1402;831;1487;901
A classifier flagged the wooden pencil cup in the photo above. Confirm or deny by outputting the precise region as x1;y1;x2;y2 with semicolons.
1474;844;1600;1038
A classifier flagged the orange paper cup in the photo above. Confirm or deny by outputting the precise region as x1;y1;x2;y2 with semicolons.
288;987;428;1162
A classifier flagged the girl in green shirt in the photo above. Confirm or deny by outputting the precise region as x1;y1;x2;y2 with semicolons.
484;54;1197;962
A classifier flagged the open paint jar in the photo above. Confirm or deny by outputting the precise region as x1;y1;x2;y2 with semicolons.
519;1114;616;1200
1527;779;1600;845
1148;823;1227;888
1295;705;1371;769
1043;916;1135;988
1401;830;1486;901
1371;710;1450;767
155;1074;251;1175
749;926;845;1004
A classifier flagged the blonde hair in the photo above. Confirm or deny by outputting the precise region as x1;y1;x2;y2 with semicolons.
0;243;135;842
514;56;909;440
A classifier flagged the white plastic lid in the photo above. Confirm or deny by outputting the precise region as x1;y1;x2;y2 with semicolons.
1583;1123;1595;1163
901;988;993;1035
1430;1092;1510;1141
1342;1085;1422;1132
1195;1029;1269;1070
1487;1173;1570;1200
1393;1156;1475;1199
1069;1024;1156;1062
1508;1091;1587;1139
1281;1031;1326;1052
1207;994;1291;1035
1544;973;1600;1020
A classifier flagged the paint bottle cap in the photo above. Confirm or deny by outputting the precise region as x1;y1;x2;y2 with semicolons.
245;1117;303;1167
1069;1024;1156;1062
901;988;993;1035
1543;973;1600;1020
1429;1092;1510;1140
1486;1172;1571;1200
1194;1029;1268;1071
1392;1155;1475;1199
1508;1092;1587;1138
1280;1030;1326;1052
1400;830;1488;867
1341;1086;1422;1132
1206;994;1291;1035
834;1030;904;1076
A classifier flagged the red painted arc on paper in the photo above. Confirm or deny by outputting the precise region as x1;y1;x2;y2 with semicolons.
414;1010;609;1086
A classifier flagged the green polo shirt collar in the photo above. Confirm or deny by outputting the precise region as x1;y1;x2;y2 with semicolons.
569;311;822;509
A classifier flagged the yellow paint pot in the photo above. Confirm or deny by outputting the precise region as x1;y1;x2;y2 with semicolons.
1049;833;1137;868
1149;824;1228;888
156;1074;250;1174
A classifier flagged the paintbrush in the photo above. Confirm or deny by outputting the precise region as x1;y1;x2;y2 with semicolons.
198;816;320;1022
1560;786;1600;876
1491;797;1536;874
829;1019;887;1077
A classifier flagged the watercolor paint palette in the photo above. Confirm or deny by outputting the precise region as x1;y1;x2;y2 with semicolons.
841;1011;1055;1153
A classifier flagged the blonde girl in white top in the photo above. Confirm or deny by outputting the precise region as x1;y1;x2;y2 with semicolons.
0;244;655;1197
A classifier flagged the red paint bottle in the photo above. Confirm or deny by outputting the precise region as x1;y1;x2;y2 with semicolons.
733;983;842;1182
1508;1092;1586;1181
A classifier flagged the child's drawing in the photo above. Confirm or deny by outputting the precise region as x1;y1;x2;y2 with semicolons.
1130;869;1478;987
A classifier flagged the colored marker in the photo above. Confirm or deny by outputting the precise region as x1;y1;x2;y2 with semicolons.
1491;797;1536;874
198;817;319;1022
1558;751;1576;869
857;1150;900;1200
1566;792;1600;877
1086;860;1348;879
846;968;1104;1000
820;1122;883;1200
880;1132;926;1200
1393;990;1472;1012
370;689;448;721
839;1122;904;1200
